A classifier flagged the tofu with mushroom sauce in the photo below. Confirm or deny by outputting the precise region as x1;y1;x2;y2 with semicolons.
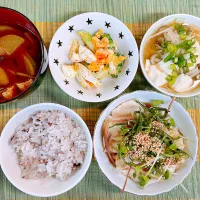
147;65;168;87
172;74;194;92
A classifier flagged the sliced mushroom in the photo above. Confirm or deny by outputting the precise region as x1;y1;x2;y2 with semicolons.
150;54;161;65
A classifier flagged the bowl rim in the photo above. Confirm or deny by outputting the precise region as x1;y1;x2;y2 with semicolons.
0;103;93;197
0;7;45;104
139;13;200;98
93;90;198;195
48;11;139;102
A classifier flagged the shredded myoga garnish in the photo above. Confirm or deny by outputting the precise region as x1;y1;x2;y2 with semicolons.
102;98;189;190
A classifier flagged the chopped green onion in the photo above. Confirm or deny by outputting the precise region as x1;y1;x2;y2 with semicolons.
191;37;196;43
174;23;186;35
118;143;128;157
170;64;177;70
176;56;186;68
169;143;178;150
172;56;178;63
161;41;168;48
187;62;194;67
169;76;176;86
172;70;178;77
167;44;177;53
128;146;133;150
133;166;141;178
179;34;187;40
170;118;176;126
190;53;198;63
120;126;129;135
183;67;189;73
152;100;164;106
164;170;172;180
188;47;196;53
165;74;176;86
138;175;149;187
177;38;196;50
164;53;174;63
166;75;172;82
174;23;180;29
178;26;185;35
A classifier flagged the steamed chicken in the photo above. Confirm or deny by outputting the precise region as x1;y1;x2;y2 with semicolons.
61;29;127;89
144;22;200;93
103;99;189;188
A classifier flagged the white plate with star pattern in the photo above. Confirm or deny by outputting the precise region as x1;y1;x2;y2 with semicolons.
48;12;139;102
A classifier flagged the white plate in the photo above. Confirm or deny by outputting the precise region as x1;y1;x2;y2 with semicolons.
140;14;200;97
94;91;198;195
48;12;138;102
0;103;93;197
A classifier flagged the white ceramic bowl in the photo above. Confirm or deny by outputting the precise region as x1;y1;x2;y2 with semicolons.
0;103;93;197
94;91;198;195
49;12;139;102
140;14;200;97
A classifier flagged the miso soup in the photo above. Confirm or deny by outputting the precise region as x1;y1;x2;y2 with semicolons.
0;24;41;102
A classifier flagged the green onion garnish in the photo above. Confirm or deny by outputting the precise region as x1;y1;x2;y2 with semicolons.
172;56;178;63
161;41;168;48
164;53;174;63
172;70;178;77
167;44;177;53
166;75;172;82
187;62;194;67
164;170;172;180
183;67;189;73
179;34;187;40
176;56;186;68
152;100;164;106
170;64;177;70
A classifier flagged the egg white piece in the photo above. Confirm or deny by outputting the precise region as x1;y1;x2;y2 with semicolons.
69;40;83;62
75;63;101;88
109;62;117;75
79;45;96;63
61;64;76;78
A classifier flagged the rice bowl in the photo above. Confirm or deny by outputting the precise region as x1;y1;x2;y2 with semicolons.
0;103;93;197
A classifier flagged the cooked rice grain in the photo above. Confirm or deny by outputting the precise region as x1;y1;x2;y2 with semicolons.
10;110;87;180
